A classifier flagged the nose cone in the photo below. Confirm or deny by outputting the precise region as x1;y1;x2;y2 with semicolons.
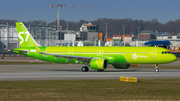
169;54;177;63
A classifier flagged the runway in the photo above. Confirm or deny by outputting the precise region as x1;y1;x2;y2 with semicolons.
0;64;180;81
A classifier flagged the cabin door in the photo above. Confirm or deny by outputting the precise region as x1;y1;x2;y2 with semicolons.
69;49;74;56
35;50;39;57
97;50;103;56
151;48;157;58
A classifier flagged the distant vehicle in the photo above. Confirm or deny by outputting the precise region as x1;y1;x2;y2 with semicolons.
144;40;171;48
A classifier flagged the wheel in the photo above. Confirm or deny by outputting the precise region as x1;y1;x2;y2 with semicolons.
85;67;89;71
155;68;159;72
81;66;89;72
97;70;104;72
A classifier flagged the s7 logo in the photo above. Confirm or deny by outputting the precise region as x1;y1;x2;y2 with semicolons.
18;32;30;44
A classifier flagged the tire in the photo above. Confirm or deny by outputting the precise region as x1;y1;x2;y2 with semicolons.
81;66;89;72
155;69;159;72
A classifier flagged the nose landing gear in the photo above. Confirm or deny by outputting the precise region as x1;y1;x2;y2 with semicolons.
155;64;159;72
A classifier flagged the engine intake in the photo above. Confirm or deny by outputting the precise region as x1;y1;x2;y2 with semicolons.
90;59;108;70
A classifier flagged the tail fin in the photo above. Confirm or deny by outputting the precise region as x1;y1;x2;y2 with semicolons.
16;22;40;48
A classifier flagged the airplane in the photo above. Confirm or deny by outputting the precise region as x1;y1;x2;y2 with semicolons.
13;22;177;72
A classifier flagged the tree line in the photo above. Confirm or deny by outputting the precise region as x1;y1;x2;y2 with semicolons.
1;18;180;37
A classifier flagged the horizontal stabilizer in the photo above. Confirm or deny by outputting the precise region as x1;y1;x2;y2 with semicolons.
14;50;29;54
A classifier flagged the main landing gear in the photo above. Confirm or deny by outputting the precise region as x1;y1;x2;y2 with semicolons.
81;61;89;72
81;66;89;72
155;64;159;72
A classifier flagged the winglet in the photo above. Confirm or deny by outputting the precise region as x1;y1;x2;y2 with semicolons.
34;43;41;53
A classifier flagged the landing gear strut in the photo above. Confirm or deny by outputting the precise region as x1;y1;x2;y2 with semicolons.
155;64;159;72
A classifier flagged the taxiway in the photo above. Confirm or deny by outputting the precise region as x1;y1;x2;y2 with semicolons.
0;64;180;81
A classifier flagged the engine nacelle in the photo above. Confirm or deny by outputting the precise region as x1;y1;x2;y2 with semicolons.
112;63;130;69
90;59;108;70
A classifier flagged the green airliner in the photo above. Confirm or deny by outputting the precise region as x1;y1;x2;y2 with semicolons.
13;22;177;72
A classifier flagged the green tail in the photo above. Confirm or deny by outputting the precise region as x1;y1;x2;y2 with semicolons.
16;22;40;48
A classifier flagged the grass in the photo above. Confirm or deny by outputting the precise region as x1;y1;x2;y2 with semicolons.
0;79;180;100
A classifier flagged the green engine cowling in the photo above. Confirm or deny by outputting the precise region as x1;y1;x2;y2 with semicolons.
112;63;130;69
90;59;108;70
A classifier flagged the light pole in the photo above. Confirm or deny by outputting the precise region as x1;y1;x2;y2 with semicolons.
122;25;126;46
105;23;108;42
137;27;140;46
119;32;120;45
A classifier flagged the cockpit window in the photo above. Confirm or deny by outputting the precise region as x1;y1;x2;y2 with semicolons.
162;51;171;54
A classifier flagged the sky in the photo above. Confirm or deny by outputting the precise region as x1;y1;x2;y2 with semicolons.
1;0;180;24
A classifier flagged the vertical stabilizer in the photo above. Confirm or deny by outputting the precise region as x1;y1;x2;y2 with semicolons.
16;22;40;47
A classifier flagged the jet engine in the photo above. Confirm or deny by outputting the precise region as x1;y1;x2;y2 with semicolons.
90;59;108;70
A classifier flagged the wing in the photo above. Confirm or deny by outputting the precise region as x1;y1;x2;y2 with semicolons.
40;52;96;63
34;44;100;63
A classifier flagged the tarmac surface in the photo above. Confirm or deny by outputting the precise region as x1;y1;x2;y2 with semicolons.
0;62;180;81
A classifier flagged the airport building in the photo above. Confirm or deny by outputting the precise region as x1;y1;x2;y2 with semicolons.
156;35;180;41
138;30;156;41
